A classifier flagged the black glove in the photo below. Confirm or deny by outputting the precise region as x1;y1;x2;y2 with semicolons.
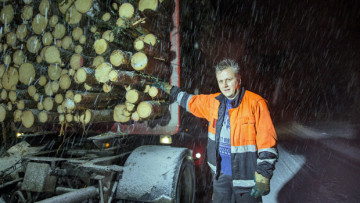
152;81;172;94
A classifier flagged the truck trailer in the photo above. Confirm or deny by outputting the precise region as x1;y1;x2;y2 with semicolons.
0;0;209;202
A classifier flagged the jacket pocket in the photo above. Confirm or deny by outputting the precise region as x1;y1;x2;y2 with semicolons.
240;116;256;144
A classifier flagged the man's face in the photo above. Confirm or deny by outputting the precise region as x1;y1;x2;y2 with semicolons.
216;67;241;100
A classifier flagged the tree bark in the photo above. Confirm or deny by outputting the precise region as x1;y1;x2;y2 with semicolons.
0;104;10;122
130;52;169;79
109;49;131;68
136;101;168;119
14;109;22;122
73;92;122;106
74;67;97;84
108;70;149;85
125;89;151;104
38;110;57;123
80;109;114;125
148;86;167;99
134;35;170;61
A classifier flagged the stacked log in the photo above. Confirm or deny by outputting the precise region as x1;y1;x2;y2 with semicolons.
0;0;173;133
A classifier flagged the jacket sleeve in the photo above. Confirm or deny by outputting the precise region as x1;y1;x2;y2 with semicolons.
254;99;278;179
170;86;212;121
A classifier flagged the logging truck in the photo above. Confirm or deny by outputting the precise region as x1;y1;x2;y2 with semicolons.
0;0;209;202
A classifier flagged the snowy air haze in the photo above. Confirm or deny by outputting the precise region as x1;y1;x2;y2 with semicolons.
180;0;360;202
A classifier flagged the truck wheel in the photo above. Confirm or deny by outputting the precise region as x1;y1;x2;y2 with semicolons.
175;157;195;203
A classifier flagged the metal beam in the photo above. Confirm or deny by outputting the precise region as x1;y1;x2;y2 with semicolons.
35;186;98;203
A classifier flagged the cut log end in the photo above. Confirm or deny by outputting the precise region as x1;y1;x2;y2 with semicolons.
94;39;108;55
79;109;91;125
59;74;71;90
131;52;148;71
14;110;22;122
102;83;112;93
119;3;135;19
136;101;167;119
144;33;157;46
110;50;126;67
138;0;159;12
38;111;48;123
19;63;35;85
148;86;159;98
21;110;35;128
75;0;93;14
102;30;114;42
55;94;64;104
28;85;37;97
95;62;112;83
44;46;61;64
43;97;54;111
125;89;139;104
131;111;142;122
70;54;83;70
113;104;130;123
38;75;48;86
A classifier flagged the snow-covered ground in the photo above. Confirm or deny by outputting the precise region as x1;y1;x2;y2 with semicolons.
263;122;360;203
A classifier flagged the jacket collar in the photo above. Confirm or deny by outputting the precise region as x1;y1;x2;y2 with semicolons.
215;87;245;108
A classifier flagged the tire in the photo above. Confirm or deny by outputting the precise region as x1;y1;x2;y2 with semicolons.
175;157;196;203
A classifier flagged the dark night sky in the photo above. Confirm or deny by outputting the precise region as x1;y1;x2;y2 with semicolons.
180;0;360;123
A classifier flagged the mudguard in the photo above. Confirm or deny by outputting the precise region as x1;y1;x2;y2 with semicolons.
116;145;193;202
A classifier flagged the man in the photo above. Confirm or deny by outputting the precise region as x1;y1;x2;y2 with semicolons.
156;59;278;202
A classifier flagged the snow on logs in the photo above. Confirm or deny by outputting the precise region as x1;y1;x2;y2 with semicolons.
0;0;173;130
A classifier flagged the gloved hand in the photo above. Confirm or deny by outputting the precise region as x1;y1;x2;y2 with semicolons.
250;172;270;198
152;81;172;94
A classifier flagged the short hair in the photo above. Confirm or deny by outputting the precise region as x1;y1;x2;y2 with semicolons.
214;59;240;75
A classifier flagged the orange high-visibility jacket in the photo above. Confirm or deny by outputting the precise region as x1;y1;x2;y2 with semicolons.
171;87;278;193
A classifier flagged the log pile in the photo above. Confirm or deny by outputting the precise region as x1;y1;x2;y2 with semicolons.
0;0;173;133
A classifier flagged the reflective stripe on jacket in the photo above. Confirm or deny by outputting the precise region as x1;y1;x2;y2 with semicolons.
171;87;278;193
